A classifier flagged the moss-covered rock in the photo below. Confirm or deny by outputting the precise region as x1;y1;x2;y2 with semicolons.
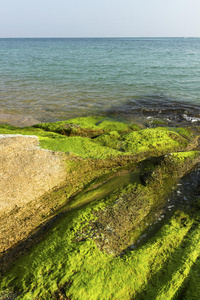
33;116;139;137
94;126;198;160
0;121;198;160
1;117;200;299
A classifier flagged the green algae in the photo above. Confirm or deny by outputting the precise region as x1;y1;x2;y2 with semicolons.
34;116;138;137
39;136;122;159
142;221;200;300
94;126;196;160
181;252;200;299
67;169;141;210
0;122;197;160
1;150;200;299
120;127;192;154
0;124;122;159
0;206;197;300
1;118;200;299
88;151;200;255
147;117;168;127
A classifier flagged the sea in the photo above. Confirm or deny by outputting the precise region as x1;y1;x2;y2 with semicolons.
0;37;200;126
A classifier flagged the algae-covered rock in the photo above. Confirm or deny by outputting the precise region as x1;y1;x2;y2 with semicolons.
34;116;139;137
1;120;198;160
94;126;198;161
1;117;200;299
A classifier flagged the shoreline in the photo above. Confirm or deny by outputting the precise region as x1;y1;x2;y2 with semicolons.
2;99;200;130
0;111;39;127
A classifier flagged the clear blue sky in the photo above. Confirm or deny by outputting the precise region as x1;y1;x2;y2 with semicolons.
1;0;200;38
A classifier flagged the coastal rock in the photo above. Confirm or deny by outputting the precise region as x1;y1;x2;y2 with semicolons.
0;134;66;214
1;117;200;300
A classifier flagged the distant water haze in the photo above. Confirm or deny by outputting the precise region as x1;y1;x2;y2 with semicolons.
0;38;200;124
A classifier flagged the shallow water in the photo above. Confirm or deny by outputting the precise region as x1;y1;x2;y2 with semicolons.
0;38;200;124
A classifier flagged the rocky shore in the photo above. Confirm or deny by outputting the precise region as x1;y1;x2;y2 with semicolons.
1;116;200;299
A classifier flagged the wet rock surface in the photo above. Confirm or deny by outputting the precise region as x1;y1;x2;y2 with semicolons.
108;97;200;126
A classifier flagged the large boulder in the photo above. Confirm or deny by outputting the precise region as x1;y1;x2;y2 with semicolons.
0;134;66;214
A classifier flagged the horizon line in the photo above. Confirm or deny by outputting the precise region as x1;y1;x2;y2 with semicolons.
0;36;199;39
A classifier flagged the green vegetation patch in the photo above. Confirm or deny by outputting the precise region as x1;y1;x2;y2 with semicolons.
39;136;121;159
88;151;200;255
34;116;139;137
120;127;192;155
1;119;200;299
1;148;200;299
142;221;200;300
181;251;200;299
94;127;195;158
0;124;197;161
0;125;122;159
0;204;198;299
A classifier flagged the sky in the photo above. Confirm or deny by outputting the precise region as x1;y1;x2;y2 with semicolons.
1;0;200;38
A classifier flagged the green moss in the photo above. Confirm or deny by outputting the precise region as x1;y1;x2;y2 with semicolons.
181;254;200;299
120;127;191;155
171;127;192;138
0;124;47;136
143;221;200;299
94;127;196;160
96;119;137;133
1;150;200;299
0;206;196;300
34;116;138;137
1;119;200;299
93;132;121;150
39;136;122;159
0;124;63;140
0;124;197;161
0;125;121;159
168;150;200;161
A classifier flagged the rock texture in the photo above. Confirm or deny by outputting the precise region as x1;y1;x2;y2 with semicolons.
0;135;66;214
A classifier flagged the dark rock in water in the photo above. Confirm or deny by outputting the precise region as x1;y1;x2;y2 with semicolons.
107;97;200;128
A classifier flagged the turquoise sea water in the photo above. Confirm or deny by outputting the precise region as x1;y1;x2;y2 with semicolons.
0;38;200;123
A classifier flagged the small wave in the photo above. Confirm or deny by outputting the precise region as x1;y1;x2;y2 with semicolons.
182;114;200;123
107;95;200;127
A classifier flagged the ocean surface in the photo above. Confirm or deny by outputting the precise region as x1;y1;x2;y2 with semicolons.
0;37;200;125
